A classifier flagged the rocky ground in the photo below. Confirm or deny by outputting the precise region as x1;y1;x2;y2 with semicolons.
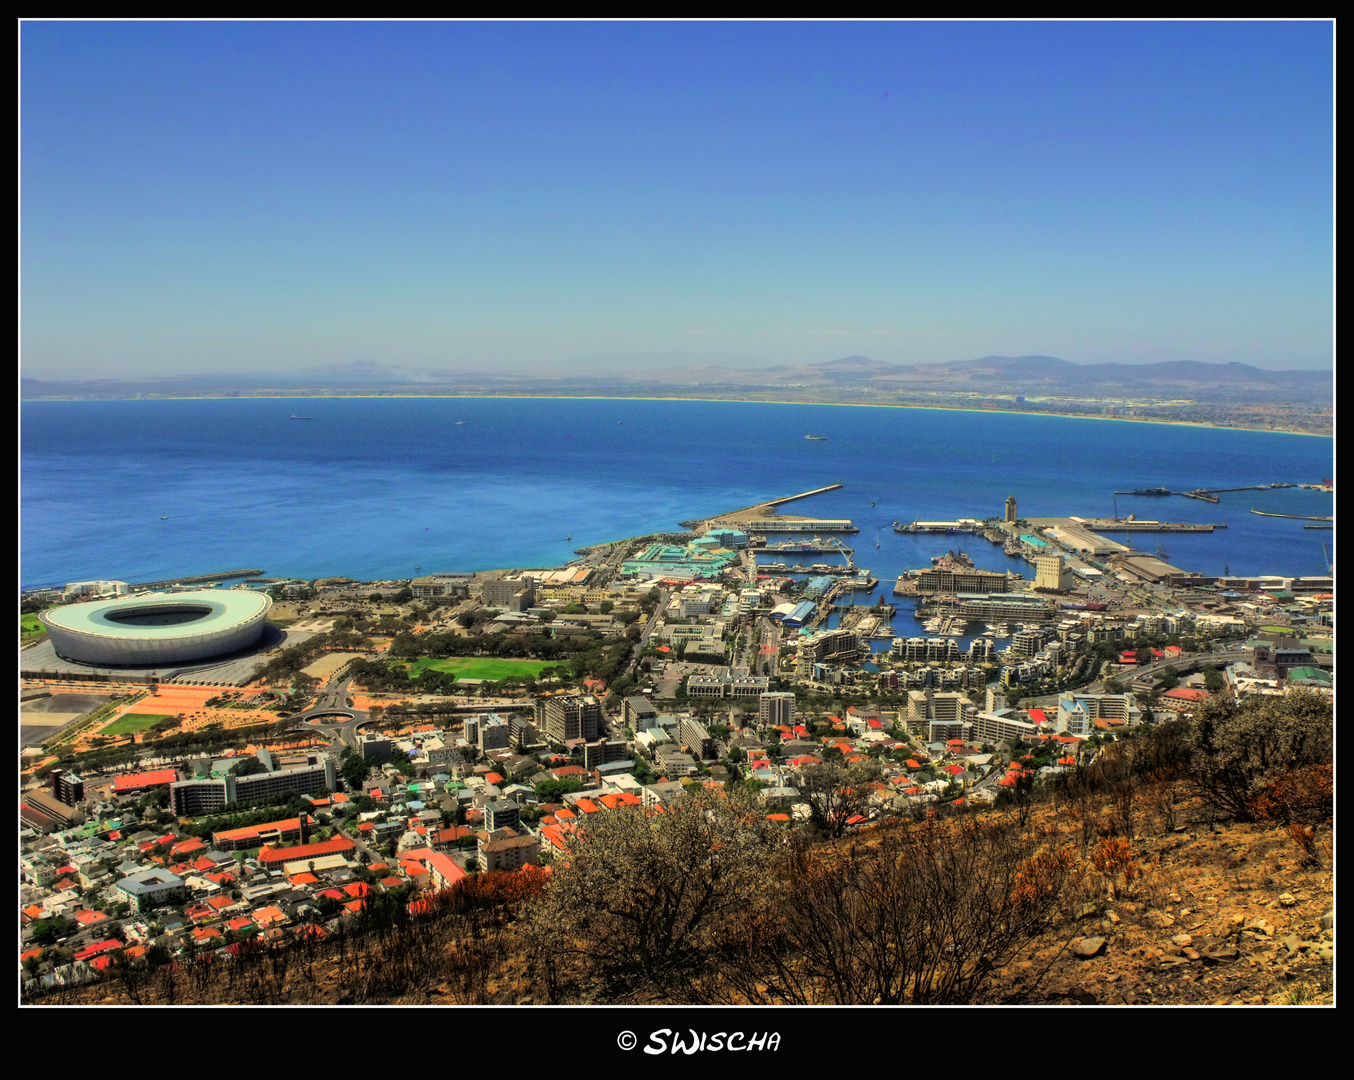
991;816;1334;1006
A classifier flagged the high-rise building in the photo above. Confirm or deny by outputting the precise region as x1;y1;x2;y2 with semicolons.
758;691;796;727
1035;553;1070;591
536;694;601;743
50;769;85;807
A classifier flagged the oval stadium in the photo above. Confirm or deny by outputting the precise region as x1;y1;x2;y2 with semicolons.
39;590;273;666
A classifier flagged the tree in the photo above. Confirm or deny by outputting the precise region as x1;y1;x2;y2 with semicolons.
717;816;1079;1005
523;787;774;1003
800;759;883;838
1188;688;1333;825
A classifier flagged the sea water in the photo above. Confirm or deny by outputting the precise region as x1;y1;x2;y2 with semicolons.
21;397;1334;603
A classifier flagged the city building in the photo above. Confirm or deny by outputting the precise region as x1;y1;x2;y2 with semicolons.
169;758;337;816
117;869;188;912
50;770;85;807
536;694;602;743
759;691;796;727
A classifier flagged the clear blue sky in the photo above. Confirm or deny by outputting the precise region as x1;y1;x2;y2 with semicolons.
21;20;1334;378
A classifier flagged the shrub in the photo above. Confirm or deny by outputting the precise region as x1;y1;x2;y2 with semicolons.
1188;689;1332;823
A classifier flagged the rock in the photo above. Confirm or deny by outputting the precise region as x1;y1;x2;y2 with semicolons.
1073;936;1107;959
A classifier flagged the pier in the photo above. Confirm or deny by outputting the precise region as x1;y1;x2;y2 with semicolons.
1114;482;1296;504
763;483;844;509
894;519;983;534
1079;520;1224;533
741;519;858;533
131;569;264;591
750;537;855;555
695;484;856;533
1251;509;1332;521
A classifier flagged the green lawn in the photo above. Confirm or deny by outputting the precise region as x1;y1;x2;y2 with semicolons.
402;656;559;681
101;713;169;736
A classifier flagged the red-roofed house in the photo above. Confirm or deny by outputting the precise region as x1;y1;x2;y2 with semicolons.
253;905;287;927
214;815;312;851
257;835;355;870
1158;687;1209;715
74;940;121;962
113;769;178;795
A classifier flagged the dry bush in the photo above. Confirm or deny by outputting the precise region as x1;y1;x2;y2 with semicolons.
522;787;775;1004
1189;689;1332;823
715;815;1080;1005
1088;836;1141;897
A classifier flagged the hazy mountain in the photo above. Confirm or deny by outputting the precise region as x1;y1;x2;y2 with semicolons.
21;353;1333;405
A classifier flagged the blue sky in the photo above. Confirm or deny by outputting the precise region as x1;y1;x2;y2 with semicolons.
21;20;1334;378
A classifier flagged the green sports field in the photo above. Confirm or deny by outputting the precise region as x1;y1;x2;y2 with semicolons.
402;656;558;681
101;713;169;737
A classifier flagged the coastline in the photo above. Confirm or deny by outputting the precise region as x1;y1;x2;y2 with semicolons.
19;391;1334;438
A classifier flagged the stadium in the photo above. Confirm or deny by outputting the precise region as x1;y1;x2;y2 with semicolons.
39;590;273;666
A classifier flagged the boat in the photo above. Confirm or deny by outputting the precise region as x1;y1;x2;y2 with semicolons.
805;434;827;440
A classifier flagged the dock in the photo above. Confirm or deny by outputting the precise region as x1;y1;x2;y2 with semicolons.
693;484;854;532
894;519;983;534
1078;519;1224;533
131;569;264;591
763;483;844;509
1251;509;1332;521
739;519;858;533
750;537;855;555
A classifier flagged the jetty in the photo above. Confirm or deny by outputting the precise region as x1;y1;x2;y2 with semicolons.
1079;519;1224;533
131;569;264;591
894;519;983;534
1251;508;1332;521
689;484;856;533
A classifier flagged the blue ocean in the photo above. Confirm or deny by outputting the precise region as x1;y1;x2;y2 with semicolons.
21;399;1334;625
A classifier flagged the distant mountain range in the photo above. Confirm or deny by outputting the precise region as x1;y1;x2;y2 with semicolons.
21;354;1333;404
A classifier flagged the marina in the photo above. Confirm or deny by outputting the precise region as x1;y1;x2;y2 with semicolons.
751;537;856;555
